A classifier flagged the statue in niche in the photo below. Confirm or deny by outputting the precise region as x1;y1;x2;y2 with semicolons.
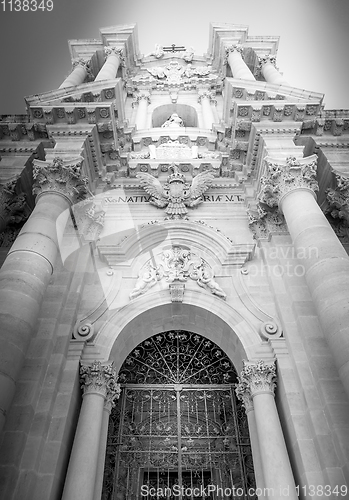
161;113;184;128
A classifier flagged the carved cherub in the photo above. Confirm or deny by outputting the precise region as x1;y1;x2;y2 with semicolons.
137;165;215;219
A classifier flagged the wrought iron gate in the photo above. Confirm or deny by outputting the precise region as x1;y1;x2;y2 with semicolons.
102;331;256;500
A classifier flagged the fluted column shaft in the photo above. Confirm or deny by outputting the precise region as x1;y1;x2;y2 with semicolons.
259;155;349;399
134;93;150;130
62;362;120;500
259;56;289;85
0;157;88;436
95;47;121;81
227;46;255;80
198;91;216;130
93;403;112;500
238;361;298;499
59;60;89;88
235;387;265;496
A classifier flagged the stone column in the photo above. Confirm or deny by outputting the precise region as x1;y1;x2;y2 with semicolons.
95;47;122;81
59;59;90;89
238;360;298;499
93;387;120;500
62;361;120;500
259;155;349;399
0;157;88;435
133;92;151;130
226;45;255;81
258;55;289;86
235;384;265;497
198;90;216;130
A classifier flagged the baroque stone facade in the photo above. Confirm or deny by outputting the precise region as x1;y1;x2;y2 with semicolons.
0;22;349;500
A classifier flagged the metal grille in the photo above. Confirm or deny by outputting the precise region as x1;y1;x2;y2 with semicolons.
102;332;256;500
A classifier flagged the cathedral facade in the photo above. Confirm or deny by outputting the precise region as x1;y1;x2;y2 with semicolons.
0;23;349;500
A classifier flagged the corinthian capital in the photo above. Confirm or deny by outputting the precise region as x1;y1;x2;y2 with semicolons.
104;46;123;58
131;91;151;107
198;90;217;105
32;156;89;204
258;54;277;68
258;155;318;208
80;361;121;403
72;58;90;70
238;360;277;397
225;44;243;56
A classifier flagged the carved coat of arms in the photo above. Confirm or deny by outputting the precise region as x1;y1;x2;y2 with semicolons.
137;164;215;219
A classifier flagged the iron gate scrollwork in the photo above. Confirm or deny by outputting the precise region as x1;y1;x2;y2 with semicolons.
102;331;256;500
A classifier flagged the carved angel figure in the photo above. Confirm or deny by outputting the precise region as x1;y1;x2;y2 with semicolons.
137;164;215;219
197;263;227;299
129;263;159;299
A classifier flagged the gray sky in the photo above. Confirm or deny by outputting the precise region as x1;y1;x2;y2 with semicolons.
0;0;348;114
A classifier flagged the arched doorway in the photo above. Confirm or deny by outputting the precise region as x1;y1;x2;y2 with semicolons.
102;331;256;500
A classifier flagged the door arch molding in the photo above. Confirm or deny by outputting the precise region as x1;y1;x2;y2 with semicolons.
92;289;263;371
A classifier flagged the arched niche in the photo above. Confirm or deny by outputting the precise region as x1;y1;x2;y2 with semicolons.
152;103;198;127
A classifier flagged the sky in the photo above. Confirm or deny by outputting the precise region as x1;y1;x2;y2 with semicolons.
0;0;348;114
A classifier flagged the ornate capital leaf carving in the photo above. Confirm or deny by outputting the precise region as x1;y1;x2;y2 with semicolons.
237;360;277;397
80;361;121;404
104;46;123;58
258;155;318;208
326;172;349;225
198;90;217;105
235;381;254;413
248;205;288;240
0;177;28;232
225;44;244;56
258;54;277;68
32;156;90;204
